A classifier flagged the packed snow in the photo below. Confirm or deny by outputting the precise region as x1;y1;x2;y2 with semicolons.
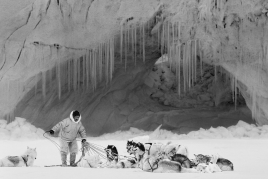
1;117;268;179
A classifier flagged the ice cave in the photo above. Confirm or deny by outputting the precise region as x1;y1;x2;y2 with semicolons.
1;0;268;137
2;1;268;179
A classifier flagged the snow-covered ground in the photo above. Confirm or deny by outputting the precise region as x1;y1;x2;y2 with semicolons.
1;117;268;179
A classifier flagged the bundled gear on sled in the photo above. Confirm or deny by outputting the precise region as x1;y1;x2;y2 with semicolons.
49;110;87;167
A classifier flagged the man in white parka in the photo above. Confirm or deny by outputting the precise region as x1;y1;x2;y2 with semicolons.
49;110;87;167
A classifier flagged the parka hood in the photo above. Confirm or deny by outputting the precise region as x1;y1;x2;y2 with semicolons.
70;110;81;123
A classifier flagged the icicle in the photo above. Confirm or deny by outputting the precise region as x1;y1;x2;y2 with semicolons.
172;22;175;75
188;41;191;89
128;23;130;53
109;38;112;82
83;52;86;89
140;24;142;57
199;40;203;76
89;50;92;89
57;49;61;100
120;25;123;64
194;40;197;82
178;44;181;97
94;50;97;90
143;23;145;63
158;23;160;49
132;26;134;62
125;26;128;71
42;71;46;99
35;74;38;96
77;55;81;90
235;74;237;110
167;21;170;67
106;41;109;84
134;23;137;66
86;50;89;89
191;41;194;87
68;59;71;92
73;58;77;91
215;63;217;83
183;44;186;93
100;44;103;82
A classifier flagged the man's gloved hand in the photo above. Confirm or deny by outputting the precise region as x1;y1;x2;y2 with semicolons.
81;139;86;143
49;130;54;135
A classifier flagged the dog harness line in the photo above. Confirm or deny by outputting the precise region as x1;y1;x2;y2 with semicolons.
144;158;158;172
22;156;28;167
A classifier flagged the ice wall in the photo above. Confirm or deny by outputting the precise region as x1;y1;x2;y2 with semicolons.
0;0;268;127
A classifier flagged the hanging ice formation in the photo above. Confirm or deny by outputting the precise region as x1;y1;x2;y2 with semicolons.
154;17;204;96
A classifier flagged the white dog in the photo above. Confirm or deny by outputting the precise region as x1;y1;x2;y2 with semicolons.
76;154;100;168
196;155;222;173
0;147;37;167
75;142;101;168
162;142;189;159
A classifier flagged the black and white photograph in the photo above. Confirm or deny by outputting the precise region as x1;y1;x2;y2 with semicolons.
0;0;268;178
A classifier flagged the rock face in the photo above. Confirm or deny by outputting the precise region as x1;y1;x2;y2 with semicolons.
0;0;267;135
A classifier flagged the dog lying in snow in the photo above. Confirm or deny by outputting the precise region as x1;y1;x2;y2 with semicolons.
170;154;196;168
127;140;188;159
76;142;101;168
76;154;100;168
195;155;222;173
133;142;199;173
193;154;233;171
161;142;189;158
127;140;164;157
102;144;137;168
0;147;37;167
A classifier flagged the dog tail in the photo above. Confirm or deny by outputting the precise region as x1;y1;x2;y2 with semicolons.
181;167;200;173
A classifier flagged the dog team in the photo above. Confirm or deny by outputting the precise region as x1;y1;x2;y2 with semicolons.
0;110;234;173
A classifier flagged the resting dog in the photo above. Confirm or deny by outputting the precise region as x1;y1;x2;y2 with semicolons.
127;140;164;157
194;154;234;171
0;147;37;167
170;154;196;168
100;144;137;168
76;142;101;168
162;142;189;158
133;142;199;173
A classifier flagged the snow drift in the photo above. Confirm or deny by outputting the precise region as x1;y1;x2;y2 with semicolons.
2;117;266;141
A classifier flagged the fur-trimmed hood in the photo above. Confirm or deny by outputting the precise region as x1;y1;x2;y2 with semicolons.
70;110;81;123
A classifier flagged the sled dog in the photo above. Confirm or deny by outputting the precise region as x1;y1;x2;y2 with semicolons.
102;144;137;168
195;155;222;173
194;154;233;171
0;147;37;167
76;142;101;168
162;142;189;158
170;154;196;168
133;142;199;173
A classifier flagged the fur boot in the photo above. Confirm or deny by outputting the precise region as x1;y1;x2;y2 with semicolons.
70;153;77;167
61;152;67;167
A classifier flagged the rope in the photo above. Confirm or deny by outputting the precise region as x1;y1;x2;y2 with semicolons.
43;132;136;167
43;131;61;151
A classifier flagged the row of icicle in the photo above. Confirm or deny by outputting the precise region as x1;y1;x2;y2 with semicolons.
1;15;248;122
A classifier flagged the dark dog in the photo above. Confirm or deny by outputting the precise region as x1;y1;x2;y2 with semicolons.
105;145;118;163
104;144;137;168
126;140;137;155
170;154;196;168
194;154;234;171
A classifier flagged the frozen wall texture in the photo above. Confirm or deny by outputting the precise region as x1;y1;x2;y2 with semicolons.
0;0;266;135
